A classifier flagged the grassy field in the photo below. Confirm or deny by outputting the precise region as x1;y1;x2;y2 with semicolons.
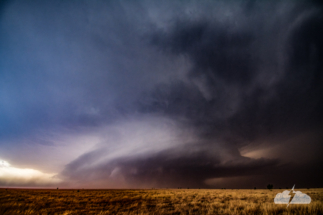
0;188;322;214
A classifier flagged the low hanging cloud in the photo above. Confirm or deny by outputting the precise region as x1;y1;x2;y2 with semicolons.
60;115;200;188
59;114;280;188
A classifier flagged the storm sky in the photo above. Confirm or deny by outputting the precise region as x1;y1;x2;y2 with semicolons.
0;0;323;189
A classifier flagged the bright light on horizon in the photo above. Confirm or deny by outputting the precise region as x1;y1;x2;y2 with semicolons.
0;160;10;167
0;159;61;186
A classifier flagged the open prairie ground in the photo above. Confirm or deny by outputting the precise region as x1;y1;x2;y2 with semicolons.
0;188;322;215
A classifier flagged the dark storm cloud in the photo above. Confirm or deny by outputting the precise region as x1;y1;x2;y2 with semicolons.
1;0;323;188
146;1;323;139
62;147;279;188
62;0;323;188
151;21;255;85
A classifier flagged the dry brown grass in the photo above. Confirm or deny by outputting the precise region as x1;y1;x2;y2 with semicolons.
0;188;322;214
